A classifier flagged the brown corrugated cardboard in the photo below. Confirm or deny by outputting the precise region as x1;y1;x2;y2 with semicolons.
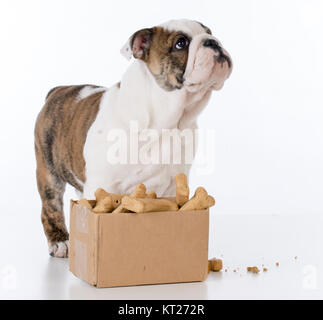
69;200;209;288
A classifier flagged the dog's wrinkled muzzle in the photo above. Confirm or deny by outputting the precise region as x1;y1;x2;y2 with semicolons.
184;34;233;93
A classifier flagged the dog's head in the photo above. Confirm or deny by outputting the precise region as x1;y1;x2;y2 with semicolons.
121;19;232;92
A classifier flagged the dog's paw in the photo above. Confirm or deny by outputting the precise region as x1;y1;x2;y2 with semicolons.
48;240;69;258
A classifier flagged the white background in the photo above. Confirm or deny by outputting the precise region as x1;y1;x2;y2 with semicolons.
0;0;322;300
1;0;322;217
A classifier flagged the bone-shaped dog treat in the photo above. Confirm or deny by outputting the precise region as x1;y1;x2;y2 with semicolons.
131;184;146;198
175;173;190;206
93;196;113;213
111;187;156;214
146;191;157;199
131;184;157;199
179;187;215;211
93;188;125;213
112;204;129;214
95;188;125;207
77;198;93;210
122;196;178;213
112;192;165;213
95;188;110;201
109;193;125;208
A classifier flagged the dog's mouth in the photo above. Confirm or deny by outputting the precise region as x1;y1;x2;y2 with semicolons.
182;41;233;92
183;60;232;92
176;74;185;85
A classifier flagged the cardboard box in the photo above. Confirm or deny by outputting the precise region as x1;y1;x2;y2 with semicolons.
69;200;209;288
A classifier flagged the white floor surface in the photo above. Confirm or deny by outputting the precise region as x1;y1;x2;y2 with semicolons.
1;213;322;300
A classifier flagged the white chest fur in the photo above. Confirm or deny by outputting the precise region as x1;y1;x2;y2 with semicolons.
82;61;211;199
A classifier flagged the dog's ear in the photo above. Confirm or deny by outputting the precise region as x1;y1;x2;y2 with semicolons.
120;28;154;61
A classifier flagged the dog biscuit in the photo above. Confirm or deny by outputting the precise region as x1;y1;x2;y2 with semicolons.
247;266;260;274
93;196;113;213
131;184;157;199
179;187;215;211
209;258;223;272
77;198;93;210
122;196;178;213
95;188;110;202
93;188;126;213
146;191;157;199
112;204;129;214
175;173;190;206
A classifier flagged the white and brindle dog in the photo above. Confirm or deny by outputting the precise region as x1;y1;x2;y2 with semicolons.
34;19;232;258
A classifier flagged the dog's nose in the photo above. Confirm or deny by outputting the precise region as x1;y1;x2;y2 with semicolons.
203;39;221;50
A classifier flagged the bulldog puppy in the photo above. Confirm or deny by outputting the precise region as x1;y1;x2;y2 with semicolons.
34;19;232;257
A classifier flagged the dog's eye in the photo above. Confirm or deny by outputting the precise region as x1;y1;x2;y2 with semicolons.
174;37;189;50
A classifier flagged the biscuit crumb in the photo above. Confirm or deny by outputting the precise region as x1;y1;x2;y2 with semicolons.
276;262;279;266
247;266;260;274
263;267;268;272
209;258;223;272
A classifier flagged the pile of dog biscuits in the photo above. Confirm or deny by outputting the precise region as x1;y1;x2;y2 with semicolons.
77;173;215;214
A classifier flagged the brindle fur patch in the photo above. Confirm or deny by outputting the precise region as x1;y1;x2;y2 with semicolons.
145;27;190;91
35;85;105;246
